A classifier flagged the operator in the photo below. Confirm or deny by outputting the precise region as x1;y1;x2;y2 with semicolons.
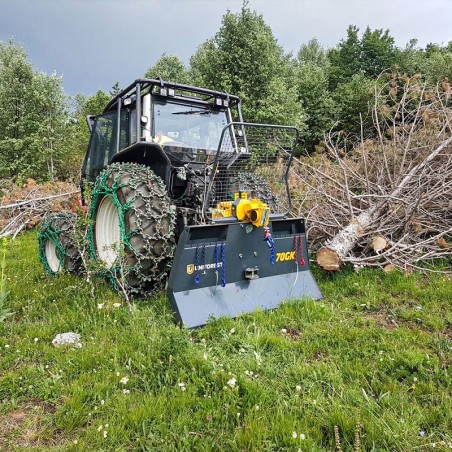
154;131;174;145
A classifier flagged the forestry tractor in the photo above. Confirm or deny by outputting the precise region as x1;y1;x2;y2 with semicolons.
38;79;321;327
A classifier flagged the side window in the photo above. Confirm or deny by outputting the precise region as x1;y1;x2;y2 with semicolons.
85;112;117;181
119;109;129;151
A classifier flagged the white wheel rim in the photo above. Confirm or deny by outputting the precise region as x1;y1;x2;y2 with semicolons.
95;196;121;267
45;239;61;273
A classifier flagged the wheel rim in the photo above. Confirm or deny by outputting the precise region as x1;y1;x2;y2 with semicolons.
95;196;121;267
45;239;61;273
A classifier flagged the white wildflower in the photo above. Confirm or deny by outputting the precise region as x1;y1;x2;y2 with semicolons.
292;431;297;439
97;303;104;309
113;303;121;308
120;376;129;385
300;433;306;440
227;377;237;389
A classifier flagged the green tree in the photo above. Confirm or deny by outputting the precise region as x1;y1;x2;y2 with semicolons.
421;44;452;83
298;38;330;68
0;40;71;181
145;53;191;84
0;40;34;178
360;27;397;77
295;62;337;151
190;2;303;127
25;71;68;180
328;26;398;88
110;81;121;97
295;40;336;150
332;73;374;139
73;89;113;158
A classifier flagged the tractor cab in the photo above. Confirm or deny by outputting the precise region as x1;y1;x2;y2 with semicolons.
81;79;245;186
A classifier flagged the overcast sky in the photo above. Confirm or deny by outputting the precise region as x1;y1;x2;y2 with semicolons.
1;0;450;97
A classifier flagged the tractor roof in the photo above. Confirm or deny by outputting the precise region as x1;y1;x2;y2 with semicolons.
104;78;241;113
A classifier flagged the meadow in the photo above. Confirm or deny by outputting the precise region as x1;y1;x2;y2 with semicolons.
0;232;451;451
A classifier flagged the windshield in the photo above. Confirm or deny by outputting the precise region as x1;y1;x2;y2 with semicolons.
152;100;230;151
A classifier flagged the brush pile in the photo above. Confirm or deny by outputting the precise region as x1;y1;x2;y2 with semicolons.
0;179;78;238
290;74;452;272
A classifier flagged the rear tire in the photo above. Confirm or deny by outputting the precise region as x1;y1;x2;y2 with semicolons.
38;212;82;275
88;163;175;296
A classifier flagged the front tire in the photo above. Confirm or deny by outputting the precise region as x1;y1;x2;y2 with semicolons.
88;163;175;296
38;212;82;275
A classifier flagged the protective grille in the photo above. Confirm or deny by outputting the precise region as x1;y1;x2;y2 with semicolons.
204;123;299;218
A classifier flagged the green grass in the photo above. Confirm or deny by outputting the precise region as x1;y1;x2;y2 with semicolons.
0;231;451;451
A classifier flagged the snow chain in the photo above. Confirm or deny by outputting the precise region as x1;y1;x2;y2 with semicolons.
88;163;175;296
38;212;80;275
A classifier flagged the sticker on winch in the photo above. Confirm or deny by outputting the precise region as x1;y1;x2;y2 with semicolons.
187;262;223;274
275;251;296;262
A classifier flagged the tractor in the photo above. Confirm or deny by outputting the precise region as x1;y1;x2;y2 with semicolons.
38;79;321;327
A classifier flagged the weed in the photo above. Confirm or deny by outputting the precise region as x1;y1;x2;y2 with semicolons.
0;237;14;322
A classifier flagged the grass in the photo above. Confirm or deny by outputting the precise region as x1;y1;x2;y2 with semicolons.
0;231;451;451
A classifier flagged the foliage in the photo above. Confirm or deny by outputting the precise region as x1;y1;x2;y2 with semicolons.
2;11;452;184
328;26;399;89
145;53;191;84
62;90;112;181
0;232;451;449
295;62;337;151
190;1;304;127
0;40;71;182
332;73;374;139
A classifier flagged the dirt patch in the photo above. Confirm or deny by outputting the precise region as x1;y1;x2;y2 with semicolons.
362;310;399;330
0;400;61;449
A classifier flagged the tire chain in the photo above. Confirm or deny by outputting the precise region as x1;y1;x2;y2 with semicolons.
38;211;82;275
88;162;176;297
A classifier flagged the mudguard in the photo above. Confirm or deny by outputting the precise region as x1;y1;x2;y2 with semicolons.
167;217;322;328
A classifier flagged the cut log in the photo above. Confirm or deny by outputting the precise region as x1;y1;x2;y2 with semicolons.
317;210;377;270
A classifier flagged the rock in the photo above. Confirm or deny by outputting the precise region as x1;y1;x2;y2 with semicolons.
52;332;82;348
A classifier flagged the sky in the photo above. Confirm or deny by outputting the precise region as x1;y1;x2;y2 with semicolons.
1;0;451;97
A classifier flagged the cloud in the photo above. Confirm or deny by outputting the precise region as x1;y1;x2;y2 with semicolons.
0;0;450;96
